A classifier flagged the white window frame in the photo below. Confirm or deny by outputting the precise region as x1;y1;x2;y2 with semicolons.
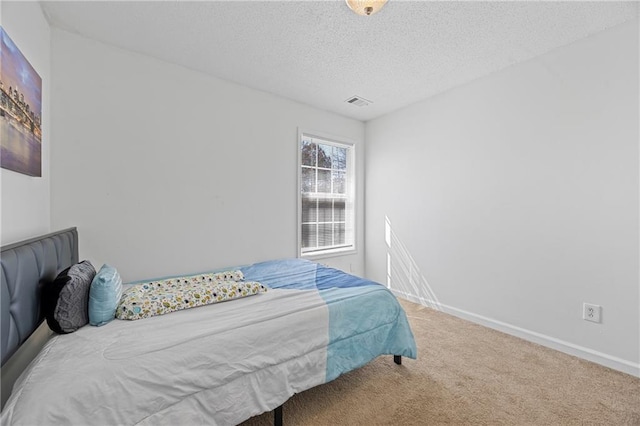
297;128;356;259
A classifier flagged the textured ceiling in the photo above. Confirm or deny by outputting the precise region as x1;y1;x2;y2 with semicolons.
41;1;638;122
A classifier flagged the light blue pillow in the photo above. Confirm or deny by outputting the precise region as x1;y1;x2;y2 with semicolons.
89;264;123;326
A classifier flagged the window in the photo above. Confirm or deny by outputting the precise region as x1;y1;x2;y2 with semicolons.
298;131;355;257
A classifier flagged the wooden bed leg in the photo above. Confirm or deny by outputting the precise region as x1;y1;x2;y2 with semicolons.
274;404;283;426
394;355;402;365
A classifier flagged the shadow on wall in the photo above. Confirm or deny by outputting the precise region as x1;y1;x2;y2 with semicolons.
385;216;441;311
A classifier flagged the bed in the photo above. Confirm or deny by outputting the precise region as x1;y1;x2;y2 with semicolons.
1;228;417;425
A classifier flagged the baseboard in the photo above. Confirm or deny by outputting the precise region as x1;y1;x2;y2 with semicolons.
392;289;640;378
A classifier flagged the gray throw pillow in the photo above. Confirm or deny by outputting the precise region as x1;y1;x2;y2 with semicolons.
43;260;96;334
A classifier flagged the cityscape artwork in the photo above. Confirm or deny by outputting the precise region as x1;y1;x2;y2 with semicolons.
0;27;42;177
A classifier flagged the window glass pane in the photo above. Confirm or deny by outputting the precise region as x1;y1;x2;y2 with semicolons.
332;171;345;194
335;223;345;245
318;224;333;247
318;144;332;169
302;224;316;248
332;146;347;170
317;169;331;193
299;134;354;256
302;167;316;192
301;140;316;167
302;198;317;223
318;200;332;223
334;200;345;221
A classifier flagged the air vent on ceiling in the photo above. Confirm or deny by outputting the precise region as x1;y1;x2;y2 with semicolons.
345;96;372;107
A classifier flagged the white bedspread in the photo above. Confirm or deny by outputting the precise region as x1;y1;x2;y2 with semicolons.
2;288;328;425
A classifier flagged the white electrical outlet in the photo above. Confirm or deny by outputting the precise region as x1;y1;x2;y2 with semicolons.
583;303;602;323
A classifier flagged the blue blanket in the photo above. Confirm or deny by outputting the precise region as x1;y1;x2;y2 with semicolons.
242;258;417;381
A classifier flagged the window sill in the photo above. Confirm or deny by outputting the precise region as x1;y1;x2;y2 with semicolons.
300;247;357;260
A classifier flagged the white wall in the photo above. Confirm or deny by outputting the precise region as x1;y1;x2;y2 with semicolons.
50;29;365;282
0;2;51;245
365;20;639;375
0;2;52;409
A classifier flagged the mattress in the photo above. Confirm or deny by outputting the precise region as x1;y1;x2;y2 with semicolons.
1;259;417;425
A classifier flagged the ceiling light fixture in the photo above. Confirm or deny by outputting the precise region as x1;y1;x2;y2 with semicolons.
345;0;388;16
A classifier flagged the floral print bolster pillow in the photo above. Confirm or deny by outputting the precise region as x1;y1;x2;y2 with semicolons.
116;270;267;321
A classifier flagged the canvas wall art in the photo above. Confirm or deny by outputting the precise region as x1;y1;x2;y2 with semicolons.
0;26;42;177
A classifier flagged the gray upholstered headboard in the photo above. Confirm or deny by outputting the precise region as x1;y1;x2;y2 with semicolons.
1;228;78;366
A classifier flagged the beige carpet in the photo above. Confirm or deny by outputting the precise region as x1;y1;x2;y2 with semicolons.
241;298;640;425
